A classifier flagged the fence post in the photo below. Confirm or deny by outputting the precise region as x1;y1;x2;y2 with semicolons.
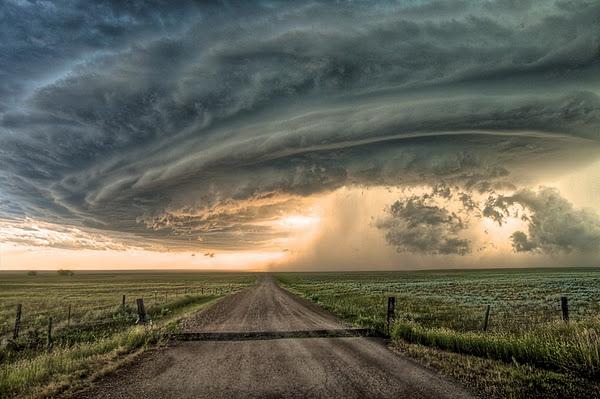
67;304;71;328
47;317;53;348
387;297;396;336
165;292;168;302
122;295;126;307
13;304;22;340
483;304;491;332
561;296;569;322
136;298;147;324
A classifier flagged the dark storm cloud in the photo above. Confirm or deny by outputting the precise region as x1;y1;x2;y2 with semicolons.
486;187;600;254
1;0;600;250
376;193;470;255
376;185;600;256
0;0;211;112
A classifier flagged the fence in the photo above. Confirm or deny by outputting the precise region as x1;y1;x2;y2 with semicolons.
0;285;238;347
381;294;580;336
289;281;600;335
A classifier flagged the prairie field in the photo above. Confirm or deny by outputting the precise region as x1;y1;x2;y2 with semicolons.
0;271;255;398
277;268;600;381
3;268;600;398
0;271;255;341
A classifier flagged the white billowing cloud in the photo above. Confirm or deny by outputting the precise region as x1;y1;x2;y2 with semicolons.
374;185;600;257
485;187;600;254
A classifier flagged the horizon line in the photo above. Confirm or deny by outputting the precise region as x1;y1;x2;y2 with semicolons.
2;266;599;273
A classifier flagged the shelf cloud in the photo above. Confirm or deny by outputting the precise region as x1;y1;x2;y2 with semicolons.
1;0;600;264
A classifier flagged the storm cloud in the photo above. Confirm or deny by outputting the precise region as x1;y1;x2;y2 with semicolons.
377;193;470;255
376;185;600;256
487;187;600;254
1;0;600;253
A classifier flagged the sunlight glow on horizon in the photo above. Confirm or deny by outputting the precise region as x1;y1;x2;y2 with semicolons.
2;173;600;271
277;215;320;230
0;244;286;271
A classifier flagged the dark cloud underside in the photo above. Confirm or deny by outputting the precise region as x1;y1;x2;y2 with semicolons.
1;0;600;252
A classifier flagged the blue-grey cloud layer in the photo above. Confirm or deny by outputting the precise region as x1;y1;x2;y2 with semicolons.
1;0;600;251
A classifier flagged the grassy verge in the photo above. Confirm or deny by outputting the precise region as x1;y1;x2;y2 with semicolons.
0;270;256;337
390;340;600;399
392;319;600;377
276;273;600;398
0;295;221;399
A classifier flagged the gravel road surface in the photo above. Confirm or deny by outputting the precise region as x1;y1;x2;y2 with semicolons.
70;276;474;399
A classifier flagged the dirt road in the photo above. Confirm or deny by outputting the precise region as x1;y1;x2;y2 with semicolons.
73;276;474;399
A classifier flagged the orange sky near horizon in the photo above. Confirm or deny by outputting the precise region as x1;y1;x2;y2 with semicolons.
2;1;600;273
3;158;600;272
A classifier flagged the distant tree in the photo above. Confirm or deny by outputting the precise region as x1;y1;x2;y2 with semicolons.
27;270;37;276
57;269;74;276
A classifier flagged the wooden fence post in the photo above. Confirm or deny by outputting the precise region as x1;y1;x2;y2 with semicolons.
561;296;569;322
165;292;168;302
122;295;126;307
483;304;491;332
387;297;396;336
47;317;53;348
136;298;147;324
13;304;22;340
67;304;71;328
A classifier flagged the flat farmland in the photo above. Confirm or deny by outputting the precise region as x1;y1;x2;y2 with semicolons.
3;269;600;399
0;271;255;398
277;268;600;332
277;268;600;397
0;271;255;339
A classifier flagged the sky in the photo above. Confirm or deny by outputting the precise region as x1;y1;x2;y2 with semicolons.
1;0;600;271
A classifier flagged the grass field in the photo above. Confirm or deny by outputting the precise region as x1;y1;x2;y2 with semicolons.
0;271;255;398
4;268;600;398
0;271;255;341
277;268;600;398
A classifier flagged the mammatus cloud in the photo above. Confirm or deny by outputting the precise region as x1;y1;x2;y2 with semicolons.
1;0;600;256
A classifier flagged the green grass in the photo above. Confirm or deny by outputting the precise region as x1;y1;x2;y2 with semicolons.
276;268;600;397
0;270;255;339
391;340;600;399
0;296;220;398
392;320;600;376
0;271;256;398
